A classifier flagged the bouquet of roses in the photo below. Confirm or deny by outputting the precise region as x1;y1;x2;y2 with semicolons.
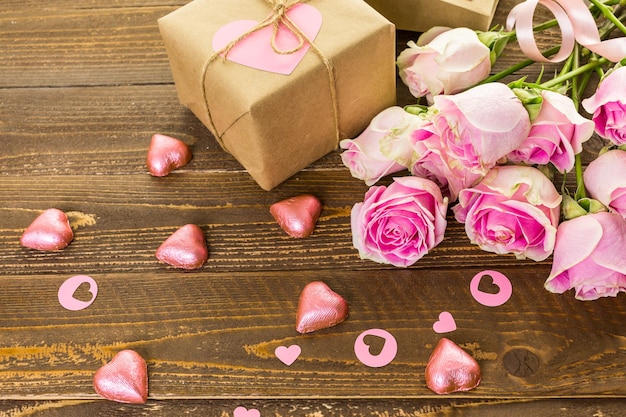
341;0;626;301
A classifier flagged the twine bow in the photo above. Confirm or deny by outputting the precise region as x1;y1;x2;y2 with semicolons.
201;0;340;150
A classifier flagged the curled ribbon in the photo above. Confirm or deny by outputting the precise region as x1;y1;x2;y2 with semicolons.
507;0;626;63
201;0;340;150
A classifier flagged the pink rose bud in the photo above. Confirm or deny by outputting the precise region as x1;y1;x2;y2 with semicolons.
582;66;626;145
583;149;626;219
545;212;626;300
397;27;491;102
351;176;448;267
508;90;594;173
340;107;423;186
453;165;561;262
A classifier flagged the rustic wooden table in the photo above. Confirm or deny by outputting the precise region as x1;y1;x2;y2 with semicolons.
1;0;625;416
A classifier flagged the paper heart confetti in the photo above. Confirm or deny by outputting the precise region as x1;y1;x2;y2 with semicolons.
425;338;481;395
233;406;261;417
93;349;148;404
274;344;301;366
20;208;74;251
433;311;457;334
270;194;322;238
296;281;348;334
146;133;192;177
156;224;209;270
211;4;323;75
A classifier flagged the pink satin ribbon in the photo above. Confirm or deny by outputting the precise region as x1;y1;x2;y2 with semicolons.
507;0;626;63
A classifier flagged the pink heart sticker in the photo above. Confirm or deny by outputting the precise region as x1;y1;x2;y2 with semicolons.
233;406;261;417
274;344;301;366
470;270;513;307
211;4;323;75
433;311;457;334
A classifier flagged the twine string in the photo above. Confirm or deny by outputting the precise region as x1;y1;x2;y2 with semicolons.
200;0;340;150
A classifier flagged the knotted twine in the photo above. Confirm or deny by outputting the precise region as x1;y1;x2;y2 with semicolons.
200;0;340;151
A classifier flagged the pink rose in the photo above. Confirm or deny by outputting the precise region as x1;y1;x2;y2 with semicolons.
508;90;594;173
409;122;484;201
406;83;531;201
396;27;491;102
583;149;626;218
340;107;423;186
544;212;626;300
582;66;626;145
351;176;448;267
432;83;531;173
453;165;561;261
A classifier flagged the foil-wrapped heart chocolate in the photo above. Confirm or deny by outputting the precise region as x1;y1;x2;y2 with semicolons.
270;194;322;238
296;281;348;334
146;133;192;177
93;349;148;404
20;208;74;251
156;224;208;270
425;338;481;394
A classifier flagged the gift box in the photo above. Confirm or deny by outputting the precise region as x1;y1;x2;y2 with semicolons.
158;0;396;190
364;0;499;32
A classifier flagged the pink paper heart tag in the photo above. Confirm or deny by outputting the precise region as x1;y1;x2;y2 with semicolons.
433;311;457;334
211;4;323;75
275;344;301;366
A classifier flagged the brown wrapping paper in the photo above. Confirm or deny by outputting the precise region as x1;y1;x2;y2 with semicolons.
364;0;499;32
158;0;396;190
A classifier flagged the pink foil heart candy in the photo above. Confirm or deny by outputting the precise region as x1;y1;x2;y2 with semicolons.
296;281;348;334
425;338;481;394
270;194;322;238
20;208;74;251
156;224;209;270
93;349;148;404
146;133;192;177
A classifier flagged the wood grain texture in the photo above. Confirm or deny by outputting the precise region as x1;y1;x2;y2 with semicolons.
1;0;625;415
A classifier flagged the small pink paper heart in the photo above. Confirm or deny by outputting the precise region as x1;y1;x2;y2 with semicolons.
156;224;209;270
233;406;261;417
296;281;348;334
20;208;74;251
433;311;457;334
147;133;192;177
93;350;148;404
425;338;481;395
274;344;301;366
270;194;322;238
211;4;322;75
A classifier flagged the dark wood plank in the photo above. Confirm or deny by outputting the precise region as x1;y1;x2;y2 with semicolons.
2;0;625;414
0;398;625;417
0;268;624;398
0;171;561;275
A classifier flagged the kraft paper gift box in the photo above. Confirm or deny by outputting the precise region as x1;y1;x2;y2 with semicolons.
158;0;396;190
364;0;499;32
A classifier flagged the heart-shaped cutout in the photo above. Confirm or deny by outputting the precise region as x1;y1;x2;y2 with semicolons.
425;338;481;394
270;194;322;238
296;281;348;334
470;270;512;307
20;208;74;251
147;133;192;177
93;350;148;404
211;4;322;75
275;344;301;366
233;406;261;417
433;311;457;334
156;224;209;270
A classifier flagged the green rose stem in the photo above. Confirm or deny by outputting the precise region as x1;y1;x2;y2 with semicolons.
589;0;626;35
